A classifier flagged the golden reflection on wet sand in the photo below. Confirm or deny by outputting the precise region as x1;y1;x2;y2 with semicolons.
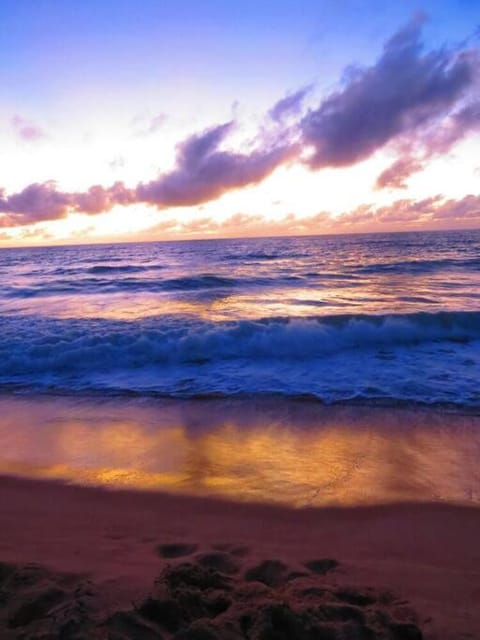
0;396;479;507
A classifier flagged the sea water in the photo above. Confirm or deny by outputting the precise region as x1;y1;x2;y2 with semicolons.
0;230;479;409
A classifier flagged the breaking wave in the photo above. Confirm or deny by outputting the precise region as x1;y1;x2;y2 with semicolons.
0;311;478;407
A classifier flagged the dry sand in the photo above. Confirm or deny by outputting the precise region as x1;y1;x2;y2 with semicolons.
1;475;479;639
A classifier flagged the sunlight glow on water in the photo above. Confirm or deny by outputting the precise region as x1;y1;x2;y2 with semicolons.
1;397;479;507
1;231;479;321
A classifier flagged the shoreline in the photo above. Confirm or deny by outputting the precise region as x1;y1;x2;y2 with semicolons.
0;394;479;507
1;474;480;638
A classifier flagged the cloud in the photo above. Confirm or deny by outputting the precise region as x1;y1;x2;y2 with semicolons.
268;86;312;123
144;210;334;240
336;194;480;228
0;182;71;226
431;194;480;221
0;181;134;226
301;16;476;169
420;99;480;154
375;98;480;189
136;122;297;207
131;112;168;137
11;116;46;142
2;19;479;233
0;121;295;227
73;182;135;214
375;157;425;189
109;155;126;171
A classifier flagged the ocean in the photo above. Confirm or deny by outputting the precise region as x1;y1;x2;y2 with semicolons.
1;229;480;504
0;229;479;409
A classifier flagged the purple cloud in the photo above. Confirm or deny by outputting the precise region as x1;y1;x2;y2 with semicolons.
375;98;480;189
0;120;295;227
11;116;46;142
375;157;425;189
0;181;134;226
136;122;296;207
0;182;71;225
73;183;135;214
336;194;480;228
269;86;312;123
302;17;476;169
431;194;480;221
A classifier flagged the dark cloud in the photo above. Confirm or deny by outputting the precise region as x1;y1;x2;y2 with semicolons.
11;115;46;142
269;86;312;123
136;122;296;207
302;16;476;169
0;181;134;226
0;182;71;226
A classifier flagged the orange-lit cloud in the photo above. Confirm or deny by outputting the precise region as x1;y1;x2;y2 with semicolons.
337;194;480;230
376;157;426;190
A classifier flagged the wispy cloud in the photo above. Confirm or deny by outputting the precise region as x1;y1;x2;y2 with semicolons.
268;86;312;123
11;115;46;142
376;98;480;189
131;112;168;137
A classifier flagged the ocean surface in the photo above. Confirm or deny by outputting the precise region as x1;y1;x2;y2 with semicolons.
0;230;479;410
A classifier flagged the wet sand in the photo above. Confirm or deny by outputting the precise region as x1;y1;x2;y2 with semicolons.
0;396;479;507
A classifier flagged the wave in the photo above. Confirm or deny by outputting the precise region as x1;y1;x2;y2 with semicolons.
2;273;286;298
86;264;151;274
357;257;480;275
1;310;478;369
0;311;478;407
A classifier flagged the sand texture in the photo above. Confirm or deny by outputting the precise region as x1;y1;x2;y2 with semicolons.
1;476;479;639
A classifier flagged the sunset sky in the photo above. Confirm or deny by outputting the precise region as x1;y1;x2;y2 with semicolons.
1;0;479;246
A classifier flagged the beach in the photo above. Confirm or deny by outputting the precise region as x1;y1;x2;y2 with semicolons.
0;396;479;638
1;475;480;639
3;1;480;635
0;234;478;637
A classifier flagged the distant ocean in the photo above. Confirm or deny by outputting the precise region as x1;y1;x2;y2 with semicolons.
0;230;479;410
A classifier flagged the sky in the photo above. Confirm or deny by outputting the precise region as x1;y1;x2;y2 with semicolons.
1;0;479;246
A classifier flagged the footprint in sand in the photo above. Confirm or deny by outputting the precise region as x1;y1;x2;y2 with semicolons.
304;558;339;575
211;542;250;557
244;559;290;587
156;543;199;559
194;552;240;575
